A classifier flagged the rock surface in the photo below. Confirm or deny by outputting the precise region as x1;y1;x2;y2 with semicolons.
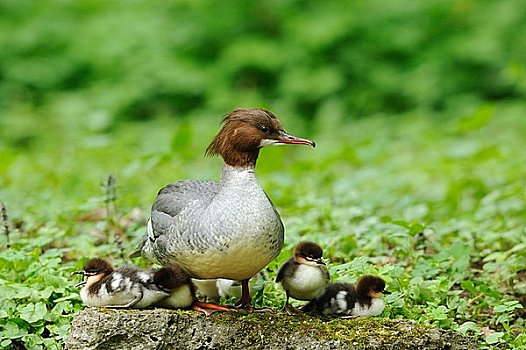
65;308;477;350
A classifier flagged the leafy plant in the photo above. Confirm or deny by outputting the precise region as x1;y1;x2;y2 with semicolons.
1;1;526;349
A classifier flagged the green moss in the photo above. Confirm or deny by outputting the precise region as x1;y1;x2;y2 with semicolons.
207;312;431;347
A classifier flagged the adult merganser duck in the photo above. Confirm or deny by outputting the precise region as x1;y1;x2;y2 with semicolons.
73;258;168;308
275;241;330;313
302;275;390;316
132;108;315;310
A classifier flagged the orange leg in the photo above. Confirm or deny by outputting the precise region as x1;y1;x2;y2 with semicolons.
235;279;274;313
192;300;235;315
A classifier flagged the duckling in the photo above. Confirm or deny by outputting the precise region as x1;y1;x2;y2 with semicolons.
192;279;221;302
217;279;243;299
73;258;168;308
193;276;260;302
153;265;233;315
275;241;330;313
132;108;315;310
302;275;390;317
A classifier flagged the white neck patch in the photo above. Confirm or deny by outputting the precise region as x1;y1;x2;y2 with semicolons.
259;139;282;147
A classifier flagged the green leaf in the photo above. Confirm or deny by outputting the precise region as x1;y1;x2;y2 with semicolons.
456;321;481;335
430;305;449;320
19;302;48;324
485;332;504;344
3;285;34;299
494;301;523;313
460;280;476;293
47;323;71;337
408;223;425;236
493;304;509;313
456;104;495;133
1;321;28;339
391;220;410;228
52;294;79;303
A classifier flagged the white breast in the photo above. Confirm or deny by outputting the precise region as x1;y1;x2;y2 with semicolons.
80;284;143;308
351;298;385;316
283;265;328;301
155;285;194;309
134;288;169;308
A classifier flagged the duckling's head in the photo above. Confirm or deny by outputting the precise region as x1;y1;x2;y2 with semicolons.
355;275;390;300
73;258;114;288
153;265;191;292
206;108;315;167
293;241;326;267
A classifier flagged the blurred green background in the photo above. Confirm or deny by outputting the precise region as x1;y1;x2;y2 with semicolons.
1;1;526;348
1;0;525;217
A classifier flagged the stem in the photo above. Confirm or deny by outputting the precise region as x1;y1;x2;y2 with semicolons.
103;174;117;223
1;203;10;249
101;175;124;258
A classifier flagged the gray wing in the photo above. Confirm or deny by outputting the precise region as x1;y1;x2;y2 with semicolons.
150;180;219;239
152;180;219;218
131;180;219;258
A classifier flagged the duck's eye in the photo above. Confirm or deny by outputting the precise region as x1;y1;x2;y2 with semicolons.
260;125;269;132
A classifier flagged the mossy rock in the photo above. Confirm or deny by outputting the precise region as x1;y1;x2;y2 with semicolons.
65;308;477;350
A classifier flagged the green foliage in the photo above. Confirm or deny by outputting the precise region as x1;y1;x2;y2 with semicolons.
0;0;525;127
4;106;525;348
0;199;145;349
0;231;83;349
262;107;526;349
1;1;526;349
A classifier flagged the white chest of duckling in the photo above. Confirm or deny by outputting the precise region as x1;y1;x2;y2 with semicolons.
282;265;327;300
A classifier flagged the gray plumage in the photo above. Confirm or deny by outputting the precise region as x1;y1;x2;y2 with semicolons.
135;165;284;281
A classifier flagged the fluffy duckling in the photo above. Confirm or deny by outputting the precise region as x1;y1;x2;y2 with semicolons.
276;241;330;313
302;275;390;316
153;265;233;315
192;279;221;302
73;258;168;308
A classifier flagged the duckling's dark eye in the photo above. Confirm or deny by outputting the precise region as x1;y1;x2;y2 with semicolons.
260;125;269;132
